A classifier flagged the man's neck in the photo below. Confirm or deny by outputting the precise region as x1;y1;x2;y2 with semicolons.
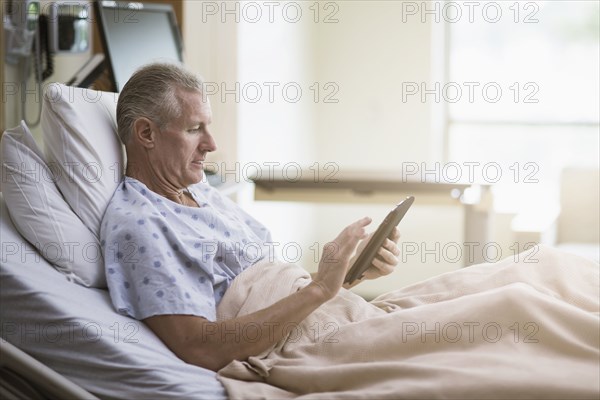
125;160;187;205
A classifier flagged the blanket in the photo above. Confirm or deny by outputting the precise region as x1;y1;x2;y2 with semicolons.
216;245;600;399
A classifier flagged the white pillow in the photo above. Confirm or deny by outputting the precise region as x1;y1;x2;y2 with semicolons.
41;83;124;237
1;121;106;287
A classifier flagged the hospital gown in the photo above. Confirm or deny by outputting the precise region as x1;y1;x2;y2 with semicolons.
100;176;273;321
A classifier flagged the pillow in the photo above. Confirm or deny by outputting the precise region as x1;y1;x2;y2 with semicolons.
41;83;124;237
0;121;105;287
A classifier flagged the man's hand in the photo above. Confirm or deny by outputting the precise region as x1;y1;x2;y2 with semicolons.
312;217;371;300
346;227;401;287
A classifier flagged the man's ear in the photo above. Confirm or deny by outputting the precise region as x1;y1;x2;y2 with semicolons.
132;117;156;148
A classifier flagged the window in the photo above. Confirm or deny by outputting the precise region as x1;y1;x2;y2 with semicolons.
446;1;599;215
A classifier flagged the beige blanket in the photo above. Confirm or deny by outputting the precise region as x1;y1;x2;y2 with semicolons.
216;246;600;399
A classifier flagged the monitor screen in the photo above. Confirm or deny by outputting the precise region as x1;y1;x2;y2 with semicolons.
94;1;183;92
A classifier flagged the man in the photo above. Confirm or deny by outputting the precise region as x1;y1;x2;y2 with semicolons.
101;63;401;372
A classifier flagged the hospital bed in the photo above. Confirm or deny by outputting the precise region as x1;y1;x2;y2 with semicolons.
1;84;598;399
0;83;226;398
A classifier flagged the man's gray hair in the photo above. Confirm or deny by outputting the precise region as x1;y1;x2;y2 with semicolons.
117;63;204;144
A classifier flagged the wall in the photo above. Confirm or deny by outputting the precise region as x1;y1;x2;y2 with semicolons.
183;0;238;169
313;2;434;169
235;4;319;260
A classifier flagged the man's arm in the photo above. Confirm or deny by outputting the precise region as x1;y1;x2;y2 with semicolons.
144;217;371;372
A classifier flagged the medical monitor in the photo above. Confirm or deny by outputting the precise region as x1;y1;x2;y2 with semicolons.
94;0;183;92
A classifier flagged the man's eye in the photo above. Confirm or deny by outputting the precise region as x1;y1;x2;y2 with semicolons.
191;124;206;132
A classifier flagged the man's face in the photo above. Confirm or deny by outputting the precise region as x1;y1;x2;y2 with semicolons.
151;88;216;188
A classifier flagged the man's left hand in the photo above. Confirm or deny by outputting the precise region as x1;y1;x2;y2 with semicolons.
346;227;401;286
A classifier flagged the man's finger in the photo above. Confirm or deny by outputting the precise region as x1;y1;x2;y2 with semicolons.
377;246;399;266
390;227;401;242
371;257;395;275
383;238;401;257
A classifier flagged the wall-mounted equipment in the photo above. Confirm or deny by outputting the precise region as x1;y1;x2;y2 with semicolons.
3;1;93;126
3;0;40;65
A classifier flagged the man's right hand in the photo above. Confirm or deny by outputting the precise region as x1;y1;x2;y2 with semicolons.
312;217;372;301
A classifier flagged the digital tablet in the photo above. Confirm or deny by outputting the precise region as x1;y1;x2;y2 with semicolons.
344;196;414;284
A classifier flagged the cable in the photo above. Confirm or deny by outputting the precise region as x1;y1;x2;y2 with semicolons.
39;14;53;80
21;19;43;127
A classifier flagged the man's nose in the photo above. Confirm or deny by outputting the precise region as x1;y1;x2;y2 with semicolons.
200;131;217;152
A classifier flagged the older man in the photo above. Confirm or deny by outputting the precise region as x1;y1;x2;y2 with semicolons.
101;63;401;372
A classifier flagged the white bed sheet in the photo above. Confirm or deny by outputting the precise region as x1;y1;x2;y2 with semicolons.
0;194;226;400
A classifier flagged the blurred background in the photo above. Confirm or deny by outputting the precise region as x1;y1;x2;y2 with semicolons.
2;0;598;298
